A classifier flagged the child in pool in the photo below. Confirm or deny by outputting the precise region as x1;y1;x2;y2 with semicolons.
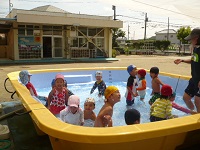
149;67;164;105
125;65;138;106
124;108;141;125
83;97;96;127
94;86;121;127
47;74;69;116
60;95;84;126
90;71;106;97
136;69;147;102
19;70;47;105
150;84;176;122
51;78;74;99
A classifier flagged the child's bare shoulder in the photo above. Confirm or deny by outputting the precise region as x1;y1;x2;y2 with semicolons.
154;77;162;83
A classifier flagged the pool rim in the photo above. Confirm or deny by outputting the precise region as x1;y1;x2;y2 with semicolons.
7;67;200;144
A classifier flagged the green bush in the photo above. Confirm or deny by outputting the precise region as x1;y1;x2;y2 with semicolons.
124;47;129;55
113;47;125;54
112;49;117;58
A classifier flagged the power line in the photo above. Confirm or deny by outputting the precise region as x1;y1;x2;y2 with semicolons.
117;15;144;21
131;0;200;19
17;0;96;3
118;14;191;28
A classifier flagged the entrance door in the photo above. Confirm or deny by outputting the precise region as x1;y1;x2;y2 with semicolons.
43;37;52;58
53;37;62;57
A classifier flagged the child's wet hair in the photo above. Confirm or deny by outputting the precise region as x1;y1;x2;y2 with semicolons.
150;67;159;74
125;108;140;125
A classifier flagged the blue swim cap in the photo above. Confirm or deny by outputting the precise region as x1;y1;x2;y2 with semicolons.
127;65;136;74
51;79;55;87
19;70;32;85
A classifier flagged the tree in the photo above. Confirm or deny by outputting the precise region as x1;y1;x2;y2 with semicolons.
112;28;126;48
177;27;191;44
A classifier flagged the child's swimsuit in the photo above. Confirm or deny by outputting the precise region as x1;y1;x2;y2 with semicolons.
83;119;95;127
49;88;66;115
26;82;38;96
60;107;84;125
26;82;47;105
150;98;173;122
90;80;106;96
136;78;146;99
149;92;160;105
125;75;138;105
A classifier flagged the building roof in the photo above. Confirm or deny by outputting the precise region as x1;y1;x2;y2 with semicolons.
31;5;69;13
155;29;177;34
8;5;123;28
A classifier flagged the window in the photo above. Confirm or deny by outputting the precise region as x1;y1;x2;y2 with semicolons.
97;28;104;37
88;28;96;36
79;38;87;47
43;26;53;35
71;37;78;47
53;26;62;35
18;25;25;35
171;35;173;38
0;33;7;45
96;38;104;47
26;25;33;35
89;40;95;49
18;25;34;36
78;27;87;36
70;27;104;51
43;26;62;35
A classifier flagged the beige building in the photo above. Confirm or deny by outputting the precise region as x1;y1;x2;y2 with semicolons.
0;5;123;60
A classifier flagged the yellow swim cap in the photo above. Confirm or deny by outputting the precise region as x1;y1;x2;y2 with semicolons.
104;86;119;99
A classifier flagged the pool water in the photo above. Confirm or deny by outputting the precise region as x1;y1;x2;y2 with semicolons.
37;81;190;126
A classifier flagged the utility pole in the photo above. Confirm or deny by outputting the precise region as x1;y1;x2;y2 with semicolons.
112;5;116;20
144;13;148;40
9;0;11;12
167;17;169;41
9;0;13;13
128;24;130;40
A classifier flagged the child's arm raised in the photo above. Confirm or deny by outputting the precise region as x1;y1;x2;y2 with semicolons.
90;82;98;94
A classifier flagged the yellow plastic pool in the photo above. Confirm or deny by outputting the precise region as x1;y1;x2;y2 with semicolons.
7;67;200;150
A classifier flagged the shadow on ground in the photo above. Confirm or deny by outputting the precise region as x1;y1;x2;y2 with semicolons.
2;103;52;150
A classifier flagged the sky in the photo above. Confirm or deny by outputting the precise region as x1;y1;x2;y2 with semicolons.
1;0;200;40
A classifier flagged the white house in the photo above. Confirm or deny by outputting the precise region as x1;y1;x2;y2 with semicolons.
155;29;180;45
116;37;127;48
